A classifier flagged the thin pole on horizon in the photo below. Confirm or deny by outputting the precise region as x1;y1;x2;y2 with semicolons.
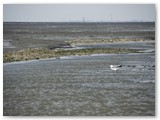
111;14;113;22
83;17;85;23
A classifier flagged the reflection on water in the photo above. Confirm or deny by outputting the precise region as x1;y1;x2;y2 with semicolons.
3;52;155;116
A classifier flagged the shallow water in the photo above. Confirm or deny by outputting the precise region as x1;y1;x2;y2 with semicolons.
3;22;155;116
3;52;155;116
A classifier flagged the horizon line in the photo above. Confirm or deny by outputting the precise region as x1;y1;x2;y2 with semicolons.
3;21;155;23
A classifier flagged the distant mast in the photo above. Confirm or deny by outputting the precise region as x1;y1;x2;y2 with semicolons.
110;14;113;22
83;17;85;23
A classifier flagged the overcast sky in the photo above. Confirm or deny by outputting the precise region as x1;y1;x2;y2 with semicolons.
3;4;156;22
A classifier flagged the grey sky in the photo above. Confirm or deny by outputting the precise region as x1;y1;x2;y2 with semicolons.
3;4;155;22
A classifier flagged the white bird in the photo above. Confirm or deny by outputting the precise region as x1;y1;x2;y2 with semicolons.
110;65;122;71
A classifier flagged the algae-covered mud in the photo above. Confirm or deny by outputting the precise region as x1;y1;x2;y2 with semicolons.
3;48;139;63
3;22;155;116
66;37;154;46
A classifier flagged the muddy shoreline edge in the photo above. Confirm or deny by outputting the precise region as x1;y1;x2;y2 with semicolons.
3;38;155;63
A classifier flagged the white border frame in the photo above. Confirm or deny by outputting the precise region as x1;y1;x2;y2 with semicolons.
1;0;159;120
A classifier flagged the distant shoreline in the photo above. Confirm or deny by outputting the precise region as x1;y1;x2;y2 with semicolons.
66;37;155;46
3;21;155;24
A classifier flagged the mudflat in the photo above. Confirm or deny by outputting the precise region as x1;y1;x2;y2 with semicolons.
3;22;155;62
3;22;155;53
3;22;155;116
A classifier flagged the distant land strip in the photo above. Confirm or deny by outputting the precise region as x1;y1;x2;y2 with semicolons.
66;37;155;46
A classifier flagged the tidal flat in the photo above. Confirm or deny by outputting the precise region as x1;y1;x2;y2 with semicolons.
3;22;155;116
